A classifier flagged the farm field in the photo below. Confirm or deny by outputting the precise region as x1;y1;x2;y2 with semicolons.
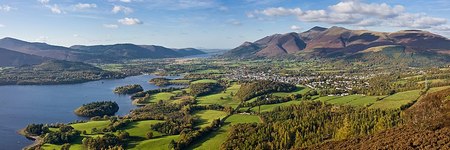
250;100;304;112
191;79;218;84
193;110;228;128
121;120;165;138
197;84;241;108
189;114;261;150
131;135;180;150
42;120;167;150
316;95;385;107
369;90;422;109
429;86;450;93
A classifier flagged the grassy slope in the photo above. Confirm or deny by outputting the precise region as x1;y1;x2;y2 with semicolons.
194;110;228;128
122;120;165;138
191;79;218;84
317;95;385;107
71;121;110;134
250;100;304;112
190;114;261;150
369;90;421;109
42;120;166;150
131;135;179;150
197;84;241;108
429;86;450;93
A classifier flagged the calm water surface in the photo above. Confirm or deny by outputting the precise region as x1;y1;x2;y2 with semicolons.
0;74;180;149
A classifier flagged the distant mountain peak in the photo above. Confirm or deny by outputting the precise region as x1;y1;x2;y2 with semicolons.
307;26;328;32
223;26;450;63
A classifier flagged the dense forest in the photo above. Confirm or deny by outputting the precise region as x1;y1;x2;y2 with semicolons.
235;80;297;101
74;101;119;117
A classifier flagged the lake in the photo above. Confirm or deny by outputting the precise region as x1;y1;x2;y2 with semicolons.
0;75;181;149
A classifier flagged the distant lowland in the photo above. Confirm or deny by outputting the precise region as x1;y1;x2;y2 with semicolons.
222;26;450;66
0;37;206;67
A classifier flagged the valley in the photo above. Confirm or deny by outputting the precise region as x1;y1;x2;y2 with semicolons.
1;27;449;150
15;55;450;150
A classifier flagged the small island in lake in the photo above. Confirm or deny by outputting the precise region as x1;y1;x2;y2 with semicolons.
113;84;143;95
74;101;119;117
149;77;171;86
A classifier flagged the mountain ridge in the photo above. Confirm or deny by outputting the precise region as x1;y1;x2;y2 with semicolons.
0;38;206;64
222;26;450;63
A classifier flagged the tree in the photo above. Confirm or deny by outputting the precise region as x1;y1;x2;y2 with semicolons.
61;143;71;150
335;117;353;140
146;132;154;139
118;131;130;140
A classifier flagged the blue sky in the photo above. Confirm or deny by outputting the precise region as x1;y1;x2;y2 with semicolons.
0;0;449;49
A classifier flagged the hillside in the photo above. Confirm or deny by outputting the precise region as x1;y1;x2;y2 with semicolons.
0;37;89;61
305;88;450;150
0;60;124;85
0;48;48;67
0;37;206;63
222;26;450;65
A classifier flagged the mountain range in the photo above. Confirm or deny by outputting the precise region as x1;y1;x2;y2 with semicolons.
222;26;450;65
0;38;206;67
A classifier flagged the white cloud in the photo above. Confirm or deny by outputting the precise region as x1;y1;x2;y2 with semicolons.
329;1;404;18
120;0;132;2
118;18;142;25
112;5;133;14
46;4;63;14
0;24;4;28
103;24;119;29
248;0;449;30
434;26;450;31
290;25;301;31
0;5;12;12
38;0;50;4
252;7;302;17
74;3;97;10
388;13;447;29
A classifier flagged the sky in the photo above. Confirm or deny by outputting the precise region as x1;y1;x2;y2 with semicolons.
0;0;449;49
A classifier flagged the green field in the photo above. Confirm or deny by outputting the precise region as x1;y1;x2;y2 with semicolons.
194;69;222;74
417;79;447;84
42;120;167;150
197;84;241;108
190;114;261;150
369;90;422;109
169;79;191;84
121;120;165;138
316;95;385;107
42;121;111;150
272;85;311;97
250;100;304;113
137;92;177;104
71;120;110;134
131;135;179;150
194;110;228;128
428;86;450;93
191;79;218;84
